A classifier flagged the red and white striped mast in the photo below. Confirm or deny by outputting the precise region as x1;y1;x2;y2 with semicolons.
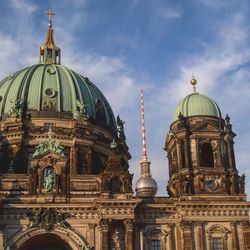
136;89;158;197
139;89;152;176
141;89;148;161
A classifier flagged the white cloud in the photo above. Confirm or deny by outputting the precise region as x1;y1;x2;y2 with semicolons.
9;0;38;13
158;7;181;19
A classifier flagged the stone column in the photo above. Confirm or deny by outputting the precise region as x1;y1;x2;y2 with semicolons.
225;138;234;170
38;170;42;194
61;172;67;194
0;225;4;250
230;174;236;194
55;174;59;194
180;222;192;250
206;234;212;250
175;224;182;250
86;147;92;174
194;222;203;250
176;140;182;170
70;146;77;174
216;140;222;168
139;229;144;250
99;220;109;250
184;139;189;169
88;224;96;248
195;138;200;169
230;221;237;250
167;224;173;250
237;222;246;250
125;219;134;250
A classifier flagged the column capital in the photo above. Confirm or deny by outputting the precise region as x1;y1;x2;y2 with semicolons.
88;223;96;230
98;219;109;232
180;221;192;232
124;219;134;231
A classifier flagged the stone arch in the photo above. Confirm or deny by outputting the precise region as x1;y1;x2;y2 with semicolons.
7;227;87;250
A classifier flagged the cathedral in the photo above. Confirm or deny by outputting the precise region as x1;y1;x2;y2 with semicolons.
0;10;250;250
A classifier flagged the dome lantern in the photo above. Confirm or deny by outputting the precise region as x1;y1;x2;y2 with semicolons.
39;9;61;64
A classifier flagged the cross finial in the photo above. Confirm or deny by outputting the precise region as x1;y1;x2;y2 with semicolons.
46;8;55;27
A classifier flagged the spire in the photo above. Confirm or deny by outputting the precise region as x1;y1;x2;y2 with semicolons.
39;8;61;64
135;89;158;197
190;73;197;93
141;89;148;161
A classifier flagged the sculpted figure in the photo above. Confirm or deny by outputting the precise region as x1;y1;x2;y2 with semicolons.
43;168;55;193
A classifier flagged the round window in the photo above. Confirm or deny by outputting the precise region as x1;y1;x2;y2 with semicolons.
45;88;56;98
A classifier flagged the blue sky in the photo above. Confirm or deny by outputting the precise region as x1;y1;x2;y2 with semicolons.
0;0;250;196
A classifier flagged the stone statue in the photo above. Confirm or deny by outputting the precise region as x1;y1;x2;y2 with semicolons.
75;100;89;121
32;129;65;159
117;115;126;140
112;229;121;248
43;168;55;193
27;208;70;232
8;99;24;119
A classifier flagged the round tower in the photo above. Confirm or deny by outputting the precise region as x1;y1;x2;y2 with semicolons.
165;77;245;197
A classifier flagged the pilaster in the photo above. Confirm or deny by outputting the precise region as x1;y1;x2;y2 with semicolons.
180;221;192;250
194;221;203;250
125;219;133;250
98;220;109;250
88;223;96;248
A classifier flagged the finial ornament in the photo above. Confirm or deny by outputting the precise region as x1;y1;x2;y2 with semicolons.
39;9;61;64
141;89;148;160
46;8;55;27
190;74;197;93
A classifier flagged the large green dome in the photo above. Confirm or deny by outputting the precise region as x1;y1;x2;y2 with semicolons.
172;92;221;122
0;64;116;132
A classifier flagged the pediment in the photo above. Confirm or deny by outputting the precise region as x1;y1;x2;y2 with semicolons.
32;139;66;160
34;151;65;160
193;122;219;132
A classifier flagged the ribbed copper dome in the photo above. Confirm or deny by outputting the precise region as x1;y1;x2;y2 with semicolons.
0;64;116;132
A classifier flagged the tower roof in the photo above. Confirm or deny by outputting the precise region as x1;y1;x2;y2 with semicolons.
172;77;221;123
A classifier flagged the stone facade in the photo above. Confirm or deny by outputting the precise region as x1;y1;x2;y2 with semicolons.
0;91;250;250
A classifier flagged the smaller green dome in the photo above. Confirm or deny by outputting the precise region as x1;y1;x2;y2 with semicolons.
172;93;221;122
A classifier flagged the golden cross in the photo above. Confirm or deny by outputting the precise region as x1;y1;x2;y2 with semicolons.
46;8;55;24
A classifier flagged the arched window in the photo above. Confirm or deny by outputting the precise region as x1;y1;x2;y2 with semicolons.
145;228;165;250
200;143;214;167
206;225;229;250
